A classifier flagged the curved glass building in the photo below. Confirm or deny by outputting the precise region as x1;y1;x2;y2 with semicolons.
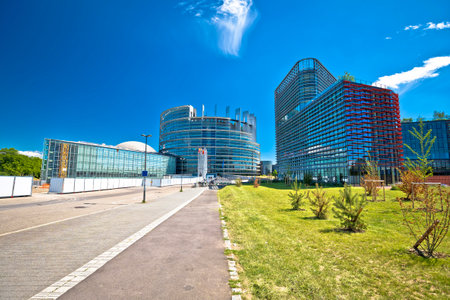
160;105;260;176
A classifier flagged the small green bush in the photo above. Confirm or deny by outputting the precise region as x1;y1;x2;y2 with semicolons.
288;180;307;210
390;185;400;191
235;178;242;187
332;184;367;232
308;183;331;219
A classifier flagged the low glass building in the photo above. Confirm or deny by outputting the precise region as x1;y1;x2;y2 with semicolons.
159;105;260;176
402;119;450;175
41;139;176;182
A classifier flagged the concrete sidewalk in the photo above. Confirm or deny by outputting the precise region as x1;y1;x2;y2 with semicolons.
0;188;206;299
60;190;230;300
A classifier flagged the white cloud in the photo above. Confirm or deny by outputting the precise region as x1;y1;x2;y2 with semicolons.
424;21;450;30
19;151;43;159
375;56;450;89
213;0;256;56
385;36;392;40
178;0;256;56
403;21;450;31
404;24;421;30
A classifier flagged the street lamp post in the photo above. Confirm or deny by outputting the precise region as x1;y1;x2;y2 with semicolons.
141;134;152;203
180;158;185;192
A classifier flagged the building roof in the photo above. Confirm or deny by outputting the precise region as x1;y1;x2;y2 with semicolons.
116;141;156;153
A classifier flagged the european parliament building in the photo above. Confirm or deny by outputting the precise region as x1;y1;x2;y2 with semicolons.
41;139;176;182
159;105;260;176
275;58;403;184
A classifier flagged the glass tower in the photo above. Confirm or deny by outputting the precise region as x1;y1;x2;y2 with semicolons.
159;105;260;176
275;58;403;184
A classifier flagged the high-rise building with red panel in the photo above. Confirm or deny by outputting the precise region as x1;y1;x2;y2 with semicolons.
275;58;403;184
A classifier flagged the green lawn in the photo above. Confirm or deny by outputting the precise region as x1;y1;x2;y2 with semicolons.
218;183;450;299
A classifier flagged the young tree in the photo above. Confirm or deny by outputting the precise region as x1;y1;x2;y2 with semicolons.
360;152;381;199
253;178;260;188
339;72;355;82
399;188;450;257
404;121;436;181
332;185;367;232
398;169;423;200
432;111;449;120
272;169;278;178
288;179;307;211
308;183;331;219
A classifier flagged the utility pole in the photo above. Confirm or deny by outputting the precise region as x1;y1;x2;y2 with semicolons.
141;134;151;203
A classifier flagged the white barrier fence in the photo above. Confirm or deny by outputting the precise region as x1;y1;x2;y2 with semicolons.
50;177;202;194
144;177;202;187
0;176;33;198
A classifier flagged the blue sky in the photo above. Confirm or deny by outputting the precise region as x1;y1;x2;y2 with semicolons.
0;0;449;162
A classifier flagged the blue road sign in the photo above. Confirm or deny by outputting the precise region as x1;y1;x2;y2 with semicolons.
142;170;148;177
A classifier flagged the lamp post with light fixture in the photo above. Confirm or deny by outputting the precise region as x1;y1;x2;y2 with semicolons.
141;134;152;203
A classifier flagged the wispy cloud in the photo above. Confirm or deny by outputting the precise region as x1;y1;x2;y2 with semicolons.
212;0;256;56
424;21;450;30
178;0;257;56
385;36;392;40
375;56;450;90
404;24;421;30
403;21;450;31
19;151;43;159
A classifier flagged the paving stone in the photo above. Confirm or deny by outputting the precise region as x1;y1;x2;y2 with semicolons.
0;188;204;299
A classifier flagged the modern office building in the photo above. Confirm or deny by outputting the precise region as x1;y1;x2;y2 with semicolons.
275;58;403;184
41;139;176;182
260;161;273;175
159;105;260;176
402;119;450;175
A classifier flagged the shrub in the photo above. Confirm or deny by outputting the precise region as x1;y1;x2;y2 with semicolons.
288;180;307;211
235;178;242;187
399;188;450;257
360;154;380;198
398;169;423;200
253;178;260;188
308;183;331;219
390;185;400;191
332;185;367;232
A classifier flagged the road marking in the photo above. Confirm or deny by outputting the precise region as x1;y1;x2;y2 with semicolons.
0;202;136;238
29;188;206;300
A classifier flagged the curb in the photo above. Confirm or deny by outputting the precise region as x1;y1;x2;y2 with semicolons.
218;202;243;300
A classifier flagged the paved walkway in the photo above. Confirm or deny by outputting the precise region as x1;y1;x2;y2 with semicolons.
60;190;230;300
0;187;229;299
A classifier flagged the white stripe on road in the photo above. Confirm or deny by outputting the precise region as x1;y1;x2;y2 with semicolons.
29;188;206;300
0;203;132;238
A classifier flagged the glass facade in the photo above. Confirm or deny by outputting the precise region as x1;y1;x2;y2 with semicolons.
41;139;176;182
402;120;450;175
159;105;260;176
275;58;403;184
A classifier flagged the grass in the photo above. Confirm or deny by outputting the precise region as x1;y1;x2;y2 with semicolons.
218;183;450;299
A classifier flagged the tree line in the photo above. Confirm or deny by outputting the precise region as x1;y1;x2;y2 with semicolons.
0;148;42;178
